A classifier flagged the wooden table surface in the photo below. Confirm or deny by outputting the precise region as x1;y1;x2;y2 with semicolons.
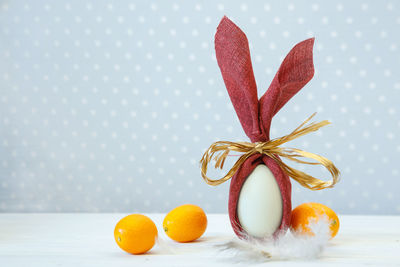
0;213;399;266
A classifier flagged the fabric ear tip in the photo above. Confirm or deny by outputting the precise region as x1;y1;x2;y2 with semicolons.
218;15;233;28
297;37;315;49
303;37;315;49
215;16;230;42
309;37;315;48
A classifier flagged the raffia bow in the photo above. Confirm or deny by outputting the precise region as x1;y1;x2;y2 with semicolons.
200;113;340;190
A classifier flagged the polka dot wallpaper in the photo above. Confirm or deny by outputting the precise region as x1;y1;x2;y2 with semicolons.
0;1;399;214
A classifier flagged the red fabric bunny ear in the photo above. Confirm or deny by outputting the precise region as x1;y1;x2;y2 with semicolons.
215;16;262;142
215;17;315;142
259;38;315;140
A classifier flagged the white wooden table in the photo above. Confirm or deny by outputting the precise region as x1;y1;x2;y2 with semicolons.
0;214;399;266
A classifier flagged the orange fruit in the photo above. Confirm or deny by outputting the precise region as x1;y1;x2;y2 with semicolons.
114;214;158;254
290;202;340;239
163;204;207;242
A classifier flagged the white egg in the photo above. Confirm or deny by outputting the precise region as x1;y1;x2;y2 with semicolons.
237;164;283;238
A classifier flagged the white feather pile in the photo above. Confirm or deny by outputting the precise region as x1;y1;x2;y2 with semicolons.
216;217;331;262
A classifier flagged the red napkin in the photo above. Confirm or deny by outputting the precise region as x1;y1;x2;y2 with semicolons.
214;16;315;239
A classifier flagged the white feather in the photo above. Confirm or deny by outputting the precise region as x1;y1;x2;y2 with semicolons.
216;217;331;262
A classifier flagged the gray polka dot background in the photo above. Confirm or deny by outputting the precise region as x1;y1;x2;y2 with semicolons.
0;0;399;214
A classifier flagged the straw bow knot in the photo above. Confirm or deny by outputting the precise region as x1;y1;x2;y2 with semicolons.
200;113;340;190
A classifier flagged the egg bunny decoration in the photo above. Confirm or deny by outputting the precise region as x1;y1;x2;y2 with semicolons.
200;17;340;240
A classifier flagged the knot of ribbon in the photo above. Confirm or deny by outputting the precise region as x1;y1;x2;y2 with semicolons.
199;113;340;190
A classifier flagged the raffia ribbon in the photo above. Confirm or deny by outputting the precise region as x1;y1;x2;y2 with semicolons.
200;113;340;190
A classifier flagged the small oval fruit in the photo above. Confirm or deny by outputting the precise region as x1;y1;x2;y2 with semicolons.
290;202;339;239
163;204;207;242
114;214;158;254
